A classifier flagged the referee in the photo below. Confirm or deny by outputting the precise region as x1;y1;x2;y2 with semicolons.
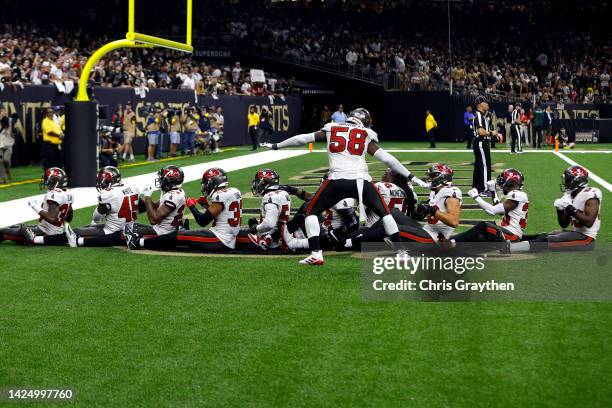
472;95;501;193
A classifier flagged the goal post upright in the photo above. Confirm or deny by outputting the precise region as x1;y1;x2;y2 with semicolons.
66;0;193;187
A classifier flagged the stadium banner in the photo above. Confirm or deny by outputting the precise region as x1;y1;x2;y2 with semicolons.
0;85;301;165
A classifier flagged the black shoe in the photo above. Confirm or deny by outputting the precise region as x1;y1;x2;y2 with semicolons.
500;240;511;255
124;222;142;250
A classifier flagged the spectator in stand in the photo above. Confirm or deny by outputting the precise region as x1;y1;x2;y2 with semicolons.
532;104;544;149
464;105;474;148
120;102;136;162
543;105;554;145
425;110;438;148
331;104;347;123
40;107;64;170
247;106;260;151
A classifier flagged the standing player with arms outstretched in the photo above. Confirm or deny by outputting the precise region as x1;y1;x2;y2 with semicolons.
0;167;73;245
507;165;601;253
267;108;428;265
177;167;244;251
454;168;529;243
124;165;186;250
66;166;144;247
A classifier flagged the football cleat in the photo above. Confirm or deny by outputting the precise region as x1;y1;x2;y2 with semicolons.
299;254;324;266
500;240;511;255
248;233;272;250
65;223;78;248
124;222;142;250
24;227;36;245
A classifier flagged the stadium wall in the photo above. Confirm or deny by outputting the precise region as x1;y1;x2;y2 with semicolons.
0;85;302;165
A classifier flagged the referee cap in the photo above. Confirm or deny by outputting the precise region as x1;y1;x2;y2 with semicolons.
475;95;488;105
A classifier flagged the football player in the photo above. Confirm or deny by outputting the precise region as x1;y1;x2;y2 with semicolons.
416;163;462;242
267;107;428;265
0;167;73;245
66;166;144;247
176;167;244;251
453;168;529;243
507;165;601;253
124;165;186;250
247;169;291;249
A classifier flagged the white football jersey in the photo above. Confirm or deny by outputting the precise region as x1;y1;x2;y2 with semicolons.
423;185;462;241
322;122;379;181
323;198;355;230
365;181;415;227
98;184;140;234
259;189;291;235
500;190;529;238
570;186;602;239
38;188;73;235
210;187;242;249
153;188;186;236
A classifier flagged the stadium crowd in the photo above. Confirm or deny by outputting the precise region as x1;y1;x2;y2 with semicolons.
0;24;294;97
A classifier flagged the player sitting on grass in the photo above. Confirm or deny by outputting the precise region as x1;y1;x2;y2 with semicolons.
66;166;145;247
0;167;73;246
247;169;291;250
176;167;244;251
453;168;529;244
505;165;601;253
124;165;186;250
415;163;462;243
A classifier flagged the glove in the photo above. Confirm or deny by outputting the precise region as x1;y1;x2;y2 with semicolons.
142;185;154;198
186;197;198;208
410;176;429;188
486;180;497;192
418;204;438;217
28;199;42;214
554;197;572;211
564;205;578;217
467;188;480;199
248;218;259;234
197;196;209;207
279;185;298;195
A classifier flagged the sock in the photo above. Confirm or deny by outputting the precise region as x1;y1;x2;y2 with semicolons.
77;237;84;246
510;241;530;253
139;238;145;247
382;214;399;238
33;236;44;244
305;215;321;251
311;250;323;258
344;238;353;249
122;153;126;159
130;154;135;160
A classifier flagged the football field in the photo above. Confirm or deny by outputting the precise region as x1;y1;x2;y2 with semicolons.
1;143;611;407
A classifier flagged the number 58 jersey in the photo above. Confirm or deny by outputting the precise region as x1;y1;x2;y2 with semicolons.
98;184;140;234
210;187;243;249
323;122;379;181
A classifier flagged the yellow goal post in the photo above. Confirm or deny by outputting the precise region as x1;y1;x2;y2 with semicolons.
75;0;193;101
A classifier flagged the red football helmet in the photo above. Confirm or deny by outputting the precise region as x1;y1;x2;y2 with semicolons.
426;163;453;190
96;166;122;191
201;167;229;197
252;168;280;196
155;165;184;192
496;168;524;194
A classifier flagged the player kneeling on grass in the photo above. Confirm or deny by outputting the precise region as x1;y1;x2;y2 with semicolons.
506;165;601;253
124;165;186;250
176;167;243;251
66;166;144;247
414;163;462;243
0;167;73;245
247;169;291;250
453;168;529;244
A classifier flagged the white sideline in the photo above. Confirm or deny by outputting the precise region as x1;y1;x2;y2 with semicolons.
311;149;612;154
0;150;309;228
553;151;612;192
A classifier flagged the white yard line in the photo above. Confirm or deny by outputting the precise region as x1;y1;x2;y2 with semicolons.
553;151;612;192
0;150;309;228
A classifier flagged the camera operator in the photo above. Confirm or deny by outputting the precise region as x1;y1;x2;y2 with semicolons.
259;106;274;145
145;107;162;162
181;106;200;155
120;101;136;162
0;108;17;184
98;127;119;168
166;108;182;157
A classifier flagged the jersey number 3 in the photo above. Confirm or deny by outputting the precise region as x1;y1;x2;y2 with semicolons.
329;126;368;155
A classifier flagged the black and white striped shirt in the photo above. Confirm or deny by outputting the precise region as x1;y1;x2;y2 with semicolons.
511;108;521;125
472;110;491;139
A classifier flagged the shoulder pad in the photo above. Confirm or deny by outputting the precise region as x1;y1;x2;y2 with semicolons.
507;190;528;202
322;123;333;133
368;128;379;143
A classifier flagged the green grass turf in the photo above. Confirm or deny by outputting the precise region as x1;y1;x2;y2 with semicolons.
1;145;611;407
